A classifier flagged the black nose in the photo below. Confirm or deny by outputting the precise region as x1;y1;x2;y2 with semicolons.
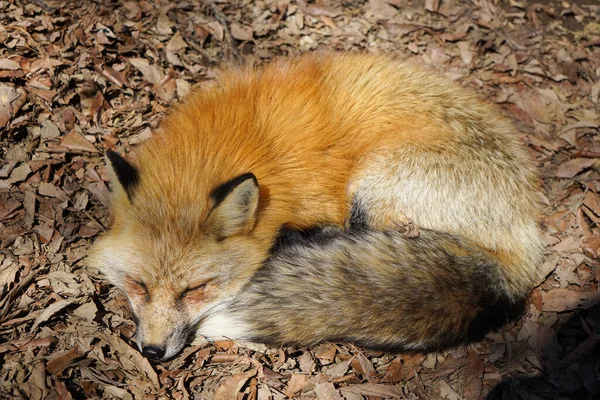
142;346;165;360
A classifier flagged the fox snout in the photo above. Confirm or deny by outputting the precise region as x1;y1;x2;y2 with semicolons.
123;279;195;362
133;310;192;362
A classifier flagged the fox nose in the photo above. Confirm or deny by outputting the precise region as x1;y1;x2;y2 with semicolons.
142;345;165;360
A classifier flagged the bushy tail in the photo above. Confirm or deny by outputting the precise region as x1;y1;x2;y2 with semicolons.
230;227;532;352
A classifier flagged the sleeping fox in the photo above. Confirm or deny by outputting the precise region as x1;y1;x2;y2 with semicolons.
88;53;544;362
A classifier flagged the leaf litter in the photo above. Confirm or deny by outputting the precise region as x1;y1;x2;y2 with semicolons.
1;0;600;399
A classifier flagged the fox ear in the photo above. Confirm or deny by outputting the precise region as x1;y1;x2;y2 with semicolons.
105;150;140;202
206;173;259;238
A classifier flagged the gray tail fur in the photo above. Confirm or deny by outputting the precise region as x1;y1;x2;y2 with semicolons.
230;226;527;352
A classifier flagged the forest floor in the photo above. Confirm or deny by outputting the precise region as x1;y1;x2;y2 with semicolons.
1;0;600;399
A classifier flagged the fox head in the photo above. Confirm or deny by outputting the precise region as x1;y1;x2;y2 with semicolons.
88;151;265;361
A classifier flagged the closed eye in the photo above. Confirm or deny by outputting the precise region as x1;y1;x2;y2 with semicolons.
125;276;150;303
133;280;150;302
179;282;208;301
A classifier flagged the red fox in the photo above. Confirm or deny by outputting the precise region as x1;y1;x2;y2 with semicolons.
89;53;543;362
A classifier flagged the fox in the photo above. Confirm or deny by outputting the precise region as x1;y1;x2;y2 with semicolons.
88;53;544;362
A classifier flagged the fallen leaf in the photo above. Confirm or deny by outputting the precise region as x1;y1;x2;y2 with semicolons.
299;1;341;17
463;350;484;400
314;382;344;400
0;85;27;127
325;357;353;378
425;0;440;13
46;346;82;375
342;383;403;397
39;182;69;201
31;299;75;331
285;373;310;397
0;59;21;70
167;32;188;52
129;58;163;85
214;368;257;400
382;357;415;383
541;289;600;312
556;158;596;179
439;380;462;400
59;130;99;153
230;23;254;41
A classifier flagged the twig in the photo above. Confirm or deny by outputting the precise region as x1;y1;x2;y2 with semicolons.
202;0;245;66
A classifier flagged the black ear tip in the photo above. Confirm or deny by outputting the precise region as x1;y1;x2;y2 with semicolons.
210;172;259;206
105;149;140;199
241;172;258;186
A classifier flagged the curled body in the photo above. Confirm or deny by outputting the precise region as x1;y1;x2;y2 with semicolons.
207;227;526;352
88;53;544;361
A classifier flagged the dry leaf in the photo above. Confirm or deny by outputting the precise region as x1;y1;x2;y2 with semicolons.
230;23;254;41
285;373;310;397
0;85;27;127
541;289;600;312
167;33;187;52
463;350;483;400
556;158;596;178
129;58;163;85
0;59;21;70
46;346;82;374
425;0;440;13
342;383;403;397
214;368;257;400
59;130;99;153
31;299;75;331
314;382;344;400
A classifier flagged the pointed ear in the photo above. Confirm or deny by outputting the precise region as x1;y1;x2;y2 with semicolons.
105;150;140;202
206;173;259;238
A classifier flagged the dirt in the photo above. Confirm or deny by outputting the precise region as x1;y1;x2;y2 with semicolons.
1;0;600;399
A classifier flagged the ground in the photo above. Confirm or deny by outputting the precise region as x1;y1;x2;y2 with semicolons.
1;0;599;399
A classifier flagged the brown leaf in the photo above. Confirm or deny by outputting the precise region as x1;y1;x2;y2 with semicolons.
542;288;600;312
314;382;344;400
38;182;69;201
205;21;224;41
559;333;600;366
555;158;596;179
214;368;257;400
0;59;21;70
382;357;415;383
129;58;163;85
425;0;440;13
59;130;99;153
55;380;73;400
87;181;111;207
285;373;310;397
583;190;600;216
31;299;75;331
583;236;600;259
230;23;254;41
0;85;27;128
0;197;20;220
101;333;160;386
342;383;403;397
325;357;353;378
299;1;341;17
439;380;462;400
167;32;188;52
313;343;337;365
46;346;82;375
351;352;376;379
463;350;484;400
